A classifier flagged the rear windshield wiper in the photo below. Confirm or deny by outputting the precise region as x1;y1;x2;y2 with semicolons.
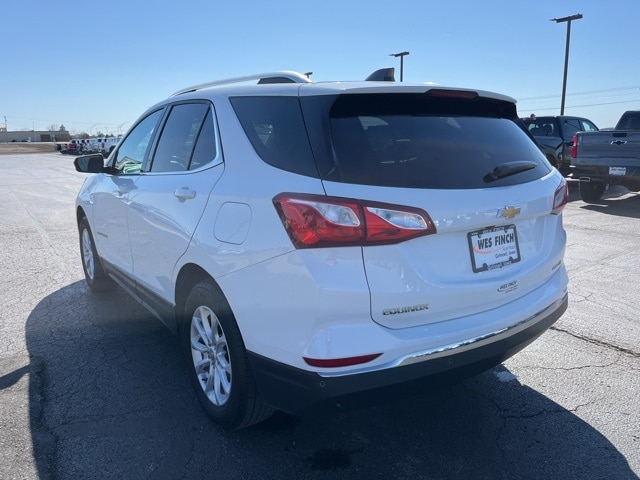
484;161;537;183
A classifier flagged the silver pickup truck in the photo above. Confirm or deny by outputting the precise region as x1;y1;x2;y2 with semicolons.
571;110;640;202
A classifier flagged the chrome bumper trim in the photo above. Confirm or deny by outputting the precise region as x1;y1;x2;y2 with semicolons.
319;295;567;378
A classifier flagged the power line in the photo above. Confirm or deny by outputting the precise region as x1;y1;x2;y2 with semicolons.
522;98;640;112
519;86;640;101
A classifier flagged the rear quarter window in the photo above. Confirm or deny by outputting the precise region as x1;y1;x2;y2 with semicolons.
230;96;319;177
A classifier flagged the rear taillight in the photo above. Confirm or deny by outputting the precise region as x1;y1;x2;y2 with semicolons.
273;193;436;248
552;178;569;214
571;135;578;158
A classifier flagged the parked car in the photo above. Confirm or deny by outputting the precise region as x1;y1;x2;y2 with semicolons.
522;115;598;175
571;110;640;202
61;139;87;155
73;69;569;429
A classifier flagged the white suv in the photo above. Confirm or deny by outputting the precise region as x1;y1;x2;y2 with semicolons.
74;70;569;429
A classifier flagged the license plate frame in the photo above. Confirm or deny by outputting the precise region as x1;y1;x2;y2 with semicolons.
468;224;521;273
609;166;626;176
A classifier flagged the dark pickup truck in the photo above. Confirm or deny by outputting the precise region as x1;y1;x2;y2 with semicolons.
522;115;599;175
572;110;640;203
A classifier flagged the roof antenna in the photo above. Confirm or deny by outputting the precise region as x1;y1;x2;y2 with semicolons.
365;68;395;82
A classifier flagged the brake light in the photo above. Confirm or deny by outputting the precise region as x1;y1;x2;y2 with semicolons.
303;353;381;368
571;135;578;158
552;178;569;214
425;88;479;99
273;193;436;248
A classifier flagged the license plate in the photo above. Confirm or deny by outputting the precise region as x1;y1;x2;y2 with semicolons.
468;225;521;273
610;166;626;176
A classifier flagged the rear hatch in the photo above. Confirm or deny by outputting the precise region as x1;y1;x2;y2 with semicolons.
301;89;565;328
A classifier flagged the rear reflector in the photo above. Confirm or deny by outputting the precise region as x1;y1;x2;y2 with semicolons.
303;353;382;368
273;193;436;248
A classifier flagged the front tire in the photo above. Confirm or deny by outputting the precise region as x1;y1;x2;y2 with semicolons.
78;217;115;292
182;280;273;429
579;182;607;203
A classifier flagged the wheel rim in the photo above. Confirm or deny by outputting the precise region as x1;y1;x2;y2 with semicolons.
81;228;95;280
190;306;232;406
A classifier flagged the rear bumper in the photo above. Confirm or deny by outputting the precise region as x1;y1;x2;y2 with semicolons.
248;294;568;415
571;164;640;188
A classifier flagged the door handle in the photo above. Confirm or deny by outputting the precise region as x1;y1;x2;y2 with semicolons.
174;187;196;200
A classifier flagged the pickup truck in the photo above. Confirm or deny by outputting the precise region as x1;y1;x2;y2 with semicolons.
93;136;122;157
571;110;640;203
522;115;599;175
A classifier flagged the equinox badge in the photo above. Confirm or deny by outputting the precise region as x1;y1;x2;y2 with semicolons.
383;304;429;316
497;205;521;220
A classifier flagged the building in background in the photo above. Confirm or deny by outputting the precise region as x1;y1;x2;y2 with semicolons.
0;129;70;143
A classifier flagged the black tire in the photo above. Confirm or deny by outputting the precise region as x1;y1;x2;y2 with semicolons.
579;182;607;203
78;217;116;292
181;280;273;429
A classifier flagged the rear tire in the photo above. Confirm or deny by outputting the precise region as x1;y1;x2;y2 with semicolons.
579;182;606;203
78;217;115;292
181;280;273;429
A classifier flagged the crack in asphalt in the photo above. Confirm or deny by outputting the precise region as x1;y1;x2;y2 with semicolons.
550;326;639;358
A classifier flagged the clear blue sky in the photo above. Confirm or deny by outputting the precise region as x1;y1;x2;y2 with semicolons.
2;0;639;135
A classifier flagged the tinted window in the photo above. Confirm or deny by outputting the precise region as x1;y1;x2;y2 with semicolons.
113;109;163;174
523;117;556;137
561;118;582;139
150;103;209;173
230;97;318;177
302;93;550;189
581;120;598;132
189;108;217;170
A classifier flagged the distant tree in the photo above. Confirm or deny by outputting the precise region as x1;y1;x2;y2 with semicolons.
59;124;67;132
47;124;58;131
96;130;105;137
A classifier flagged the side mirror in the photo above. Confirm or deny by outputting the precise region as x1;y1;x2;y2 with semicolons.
74;154;105;173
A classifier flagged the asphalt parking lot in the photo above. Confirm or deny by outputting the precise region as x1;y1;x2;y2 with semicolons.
1;152;638;480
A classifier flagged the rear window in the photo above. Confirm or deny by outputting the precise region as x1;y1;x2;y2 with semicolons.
312;93;550;189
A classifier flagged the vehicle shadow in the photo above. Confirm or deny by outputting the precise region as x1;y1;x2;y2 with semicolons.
26;282;637;480
567;181;640;218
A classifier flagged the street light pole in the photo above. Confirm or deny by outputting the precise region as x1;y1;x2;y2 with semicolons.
551;14;583;115
389;51;409;81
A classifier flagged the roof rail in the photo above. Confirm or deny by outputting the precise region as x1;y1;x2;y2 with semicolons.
171;71;312;96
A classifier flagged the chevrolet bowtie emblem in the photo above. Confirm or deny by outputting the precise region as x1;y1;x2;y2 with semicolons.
497;205;521;220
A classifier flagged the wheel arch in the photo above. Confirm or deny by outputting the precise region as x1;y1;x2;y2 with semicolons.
76;205;87;226
174;263;232;325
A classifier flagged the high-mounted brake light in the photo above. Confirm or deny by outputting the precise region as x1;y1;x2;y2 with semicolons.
552;178;569;214
273;193;436;248
425;88;479;100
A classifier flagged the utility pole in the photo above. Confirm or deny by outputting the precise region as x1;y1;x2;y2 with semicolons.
551;14;583;115
389;51;410;82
